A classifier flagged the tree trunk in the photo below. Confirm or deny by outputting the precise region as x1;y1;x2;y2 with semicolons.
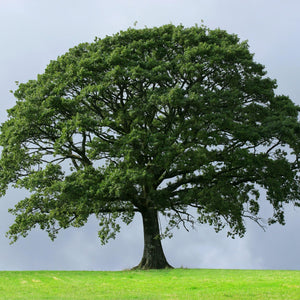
133;208;173;270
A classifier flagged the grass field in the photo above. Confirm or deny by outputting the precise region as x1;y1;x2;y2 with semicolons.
0;269;299;299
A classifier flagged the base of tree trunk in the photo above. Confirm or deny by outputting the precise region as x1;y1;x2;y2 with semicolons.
131;262;173;270
132;208;174;270
132;252;173;270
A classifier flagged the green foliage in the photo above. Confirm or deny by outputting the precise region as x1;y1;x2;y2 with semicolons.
0;24;299;244
0;269;300;299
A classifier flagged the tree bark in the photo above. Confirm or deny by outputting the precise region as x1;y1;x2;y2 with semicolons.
133;208;173;270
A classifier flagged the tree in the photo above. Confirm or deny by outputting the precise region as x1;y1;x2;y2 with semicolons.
0;24;299;269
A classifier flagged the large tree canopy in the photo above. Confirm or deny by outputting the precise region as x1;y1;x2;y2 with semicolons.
1;24;299;269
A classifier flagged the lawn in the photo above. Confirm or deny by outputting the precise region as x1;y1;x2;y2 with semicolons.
0;269;299;299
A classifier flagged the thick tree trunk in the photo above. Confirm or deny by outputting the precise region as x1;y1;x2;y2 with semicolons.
133;208;173;270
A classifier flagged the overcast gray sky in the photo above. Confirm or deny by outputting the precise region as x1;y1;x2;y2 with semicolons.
0;0;300;271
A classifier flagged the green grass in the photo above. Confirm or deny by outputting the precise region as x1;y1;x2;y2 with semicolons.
0;269;299;299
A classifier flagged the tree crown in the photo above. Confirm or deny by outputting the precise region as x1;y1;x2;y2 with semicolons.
1;24;299;244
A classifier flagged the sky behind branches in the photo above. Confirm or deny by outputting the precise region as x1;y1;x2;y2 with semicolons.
0;0;299;270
